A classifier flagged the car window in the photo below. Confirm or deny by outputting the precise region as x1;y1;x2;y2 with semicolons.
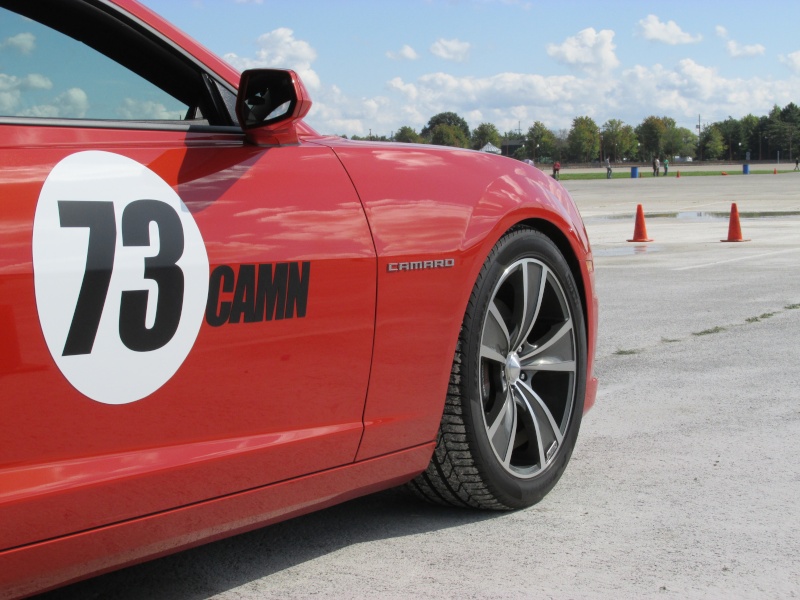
0;3;228;124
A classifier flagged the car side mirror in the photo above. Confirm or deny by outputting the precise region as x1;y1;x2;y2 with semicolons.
235;69;312;146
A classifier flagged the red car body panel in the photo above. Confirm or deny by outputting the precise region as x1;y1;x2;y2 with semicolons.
1;124;377;553
1;444;435;600
316;139;597;460
0;0;597;596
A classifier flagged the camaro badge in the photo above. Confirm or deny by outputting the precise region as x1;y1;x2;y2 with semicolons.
387;258;455;272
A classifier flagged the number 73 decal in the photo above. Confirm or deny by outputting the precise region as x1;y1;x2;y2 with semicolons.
33;151;209;405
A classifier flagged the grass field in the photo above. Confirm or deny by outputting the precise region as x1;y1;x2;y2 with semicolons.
557;168;799;180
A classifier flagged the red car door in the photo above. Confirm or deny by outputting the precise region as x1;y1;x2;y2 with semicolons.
0;3;375;551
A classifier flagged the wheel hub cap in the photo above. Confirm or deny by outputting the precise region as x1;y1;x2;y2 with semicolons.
505;352;521;385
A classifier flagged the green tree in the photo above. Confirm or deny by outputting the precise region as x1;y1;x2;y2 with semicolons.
523;121;556;162
430;123;469;148
675;127;698;158
662;127;684;159
635;116;668;159
780;102;800;125
567;116;599;162
759;102;800;160
754;115;768;160
394;126;423;144
715;117;742;160
701;126;725;159
764;105;785;160
778;103;800;160
471;122;502;150
350;134;390;141
600;119;636;162
616;124;639;161
553;129;569;161
421;112;470;141
739;114;759;159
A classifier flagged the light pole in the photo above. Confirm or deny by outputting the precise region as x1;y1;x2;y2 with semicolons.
696;116;702;161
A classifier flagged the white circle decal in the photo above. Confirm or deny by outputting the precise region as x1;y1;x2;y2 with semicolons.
33;151;209;404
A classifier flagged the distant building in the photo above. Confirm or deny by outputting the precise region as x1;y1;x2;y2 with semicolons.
501;139;524;157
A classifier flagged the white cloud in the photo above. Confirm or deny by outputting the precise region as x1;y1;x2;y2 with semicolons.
57;88;90;118
637;15;702;45
1;32;35;54
780;51;800;74
546;28;619;73
388;77;419;101
304;52;800;139
223;28;320;89
20;73;52;91
222;20;799;140
117;98;184;120
617;58;793;122
0;72;52;114
715;26;764;57
387;45;419;61
309;89;399;137
430;38;471;62
21;87;89;118
359;70;610;135
726;40;765;58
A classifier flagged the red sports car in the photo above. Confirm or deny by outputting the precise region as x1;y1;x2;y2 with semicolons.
0;0;598;596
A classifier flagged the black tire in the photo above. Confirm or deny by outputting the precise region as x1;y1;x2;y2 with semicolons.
409;227;587;509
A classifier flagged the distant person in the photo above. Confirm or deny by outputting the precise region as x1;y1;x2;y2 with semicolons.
553;161;561;180
795;157;799;171
663;157;669;176
605;157;612;179
653;157;660;177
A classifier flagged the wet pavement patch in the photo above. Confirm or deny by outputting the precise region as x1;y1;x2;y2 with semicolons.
593;245;662;256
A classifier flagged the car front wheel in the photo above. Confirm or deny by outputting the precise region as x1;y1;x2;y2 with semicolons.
409;227;587;509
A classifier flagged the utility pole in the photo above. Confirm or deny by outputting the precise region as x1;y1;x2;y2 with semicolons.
696;114;702;161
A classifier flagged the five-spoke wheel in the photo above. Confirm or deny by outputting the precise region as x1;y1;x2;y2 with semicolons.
410;227;587;509
479;256;577;479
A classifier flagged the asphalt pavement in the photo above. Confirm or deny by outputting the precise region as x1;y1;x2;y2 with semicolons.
40;171;800;600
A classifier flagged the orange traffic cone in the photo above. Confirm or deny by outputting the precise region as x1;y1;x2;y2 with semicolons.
627;204;653;242
676;171;681;178
721;203;750;242
774;168;778;174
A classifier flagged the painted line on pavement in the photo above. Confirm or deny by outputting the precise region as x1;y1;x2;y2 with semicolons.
673;248;800;271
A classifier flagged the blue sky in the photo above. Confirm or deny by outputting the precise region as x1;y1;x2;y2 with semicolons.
141;0;800;137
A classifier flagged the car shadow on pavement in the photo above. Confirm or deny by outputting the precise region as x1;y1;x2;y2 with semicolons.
37;488;503;599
